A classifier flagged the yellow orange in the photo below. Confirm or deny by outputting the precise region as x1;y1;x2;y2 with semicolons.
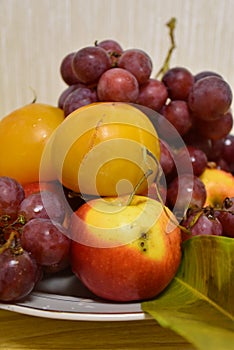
0;103;64;184
49;102;160;196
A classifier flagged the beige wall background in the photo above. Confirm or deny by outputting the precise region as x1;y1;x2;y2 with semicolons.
0;0;233;118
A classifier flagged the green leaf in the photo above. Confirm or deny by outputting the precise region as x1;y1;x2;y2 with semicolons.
141;236;234;350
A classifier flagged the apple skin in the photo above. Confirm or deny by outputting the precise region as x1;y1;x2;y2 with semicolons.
200;167;234;207
70;195;182;302
22;181;60;198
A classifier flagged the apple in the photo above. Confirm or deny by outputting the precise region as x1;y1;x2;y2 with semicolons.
22;181;61;198
70;195;182;302
199;167;234;207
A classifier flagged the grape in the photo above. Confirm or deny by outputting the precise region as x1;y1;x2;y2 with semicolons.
194;70;223;82
181;210;223;242
221;134;234;172
60;52;83;85
0;176;25;219
215;158;231;173
21;218;71;266
58;83;86;109
188;76;233;121
97;67;139;102
63;87;98;117
118;49;153;85
184;131;224;162
217;197;234;238
72;46;112;84
162;67;194;101
0;248;38;301
160;100;192;137
136;78;168;111
18;191;65;224
95;39;123;55
167;174;207;216
194;111;233;140
205;139;225;162
142;182;167;203
159;140;175;177
175;145;208;176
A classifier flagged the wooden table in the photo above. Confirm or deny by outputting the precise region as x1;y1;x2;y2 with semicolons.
0;309;195;349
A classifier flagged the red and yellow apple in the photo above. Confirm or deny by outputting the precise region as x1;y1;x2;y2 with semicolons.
70;195;182;302
22;181;61;198
200;167;234;207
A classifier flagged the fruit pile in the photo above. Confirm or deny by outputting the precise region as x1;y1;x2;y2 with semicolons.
0;28;234;303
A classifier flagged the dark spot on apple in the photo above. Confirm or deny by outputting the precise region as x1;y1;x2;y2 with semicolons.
141;232;148;239
140;241;145;247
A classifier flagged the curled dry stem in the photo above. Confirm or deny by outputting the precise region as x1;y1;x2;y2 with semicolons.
155;17;177;79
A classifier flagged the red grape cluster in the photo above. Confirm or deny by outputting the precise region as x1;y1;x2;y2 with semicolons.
0;176;71;302
58;39;233;171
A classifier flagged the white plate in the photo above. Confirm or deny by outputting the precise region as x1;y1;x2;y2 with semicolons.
0;269;150;321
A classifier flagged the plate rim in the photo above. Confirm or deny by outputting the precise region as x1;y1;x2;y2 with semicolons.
0;291;151;322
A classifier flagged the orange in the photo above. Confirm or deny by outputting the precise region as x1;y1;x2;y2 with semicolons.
0;103;64;184
47;102;160;196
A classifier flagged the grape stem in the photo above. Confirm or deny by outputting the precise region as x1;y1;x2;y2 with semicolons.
155;17;177;79
0;230;20;254
126;169;153;206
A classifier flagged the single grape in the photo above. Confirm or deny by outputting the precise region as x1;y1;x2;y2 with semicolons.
181;210;223;242
63;87;98;116
18;191;65;224
188;76;232;121
167;174;207;216
194;70;223;82
97;67;139;102
60;52;83;85
0;248;38;301
0;176;25;219
118;48;153;85
183;131;224;162
217;197;234;238
136;78;168;111
160;100;192;137
183;127;210;150
159;140;175;177
175;145;208;176
162;67;194;101
95;39;123;55
215;158;231;173
21;218;71;266
194;111;233;141
221;134;234;172
205;139;225;162
42;255;70;274
142;182;167;203
72;46;112;84
58;83;86;109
